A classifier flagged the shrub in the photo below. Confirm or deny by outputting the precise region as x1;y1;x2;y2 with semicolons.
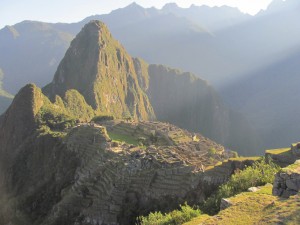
208;147;217;156
137;203;201;225
91;115;114;123
201;158;280;215
38;108;76;130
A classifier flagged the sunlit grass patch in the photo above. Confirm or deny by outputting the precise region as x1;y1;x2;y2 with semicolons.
265;148;291;155
107;131;140;146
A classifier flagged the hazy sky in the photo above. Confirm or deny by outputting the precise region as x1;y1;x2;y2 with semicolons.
1;0;274;29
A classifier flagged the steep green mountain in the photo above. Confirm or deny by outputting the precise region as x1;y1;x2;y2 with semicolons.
42;21;257;154
43;21;155;121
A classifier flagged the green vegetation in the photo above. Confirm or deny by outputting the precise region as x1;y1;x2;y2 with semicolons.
92;115;114;123
282;160;300;174
208;147;217;156
63;89;94;121
37;107;76;131
229;150;239;158
137;159;280;225
265;147;291;155
229;156;261;162
36;94;77;132
137;203;202;225
185;184;300;225
185;185;275;225
205;156;260;171
201;158;280;215
122;110;132;122
107;131;140;146
37;125;67;138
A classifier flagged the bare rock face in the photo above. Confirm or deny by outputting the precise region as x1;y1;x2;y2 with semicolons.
43;21;155;121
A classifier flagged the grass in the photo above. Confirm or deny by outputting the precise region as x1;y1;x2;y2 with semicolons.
201;159;280;215
265;148;291;155
205;157;260;171
107;131;140;146
282;160;300;174
138;203;202;225
229;156;261;161
184;184;300;225
184;214;211;225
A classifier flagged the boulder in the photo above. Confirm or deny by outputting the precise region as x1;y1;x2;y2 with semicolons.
220;198;233;210
248;187;260;192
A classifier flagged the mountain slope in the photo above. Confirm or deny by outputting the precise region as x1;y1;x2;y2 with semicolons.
138;63;258;155
0;68;13;115
161;3;251;31
0;21;73;94
222;46;300;150
44;21;155;121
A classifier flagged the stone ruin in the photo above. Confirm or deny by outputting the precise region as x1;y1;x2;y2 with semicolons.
42;121;253;225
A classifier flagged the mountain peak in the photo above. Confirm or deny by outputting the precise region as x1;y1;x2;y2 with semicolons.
162;3;179;11
44;20;155;121
125;2;144;10
0;84;44;153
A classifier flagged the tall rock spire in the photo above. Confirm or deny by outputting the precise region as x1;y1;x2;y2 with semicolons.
44;20;155;121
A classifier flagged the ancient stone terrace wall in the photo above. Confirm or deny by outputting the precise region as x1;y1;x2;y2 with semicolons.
37;124;250;225
273;160;300;198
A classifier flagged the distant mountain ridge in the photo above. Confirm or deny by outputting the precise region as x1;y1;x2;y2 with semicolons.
0;2;250;95
0;68;13;114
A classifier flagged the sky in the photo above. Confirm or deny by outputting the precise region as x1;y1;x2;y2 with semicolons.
1;0;274;29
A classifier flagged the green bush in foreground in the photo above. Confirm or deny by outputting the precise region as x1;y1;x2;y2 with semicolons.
137;203;201;225
202;158;280;215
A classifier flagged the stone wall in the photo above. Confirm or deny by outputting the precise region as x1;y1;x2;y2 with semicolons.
273;160;300;198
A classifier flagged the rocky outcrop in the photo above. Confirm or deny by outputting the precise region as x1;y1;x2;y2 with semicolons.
291;143;300;156
220;198;233;210
43;21;155;121
273;160;300;198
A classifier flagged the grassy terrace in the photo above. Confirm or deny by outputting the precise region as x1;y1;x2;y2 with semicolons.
265;147;291;155
107;131;140;146
283;160;300;174
229;156;261;161
184;185;300;225
205;156;261;171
